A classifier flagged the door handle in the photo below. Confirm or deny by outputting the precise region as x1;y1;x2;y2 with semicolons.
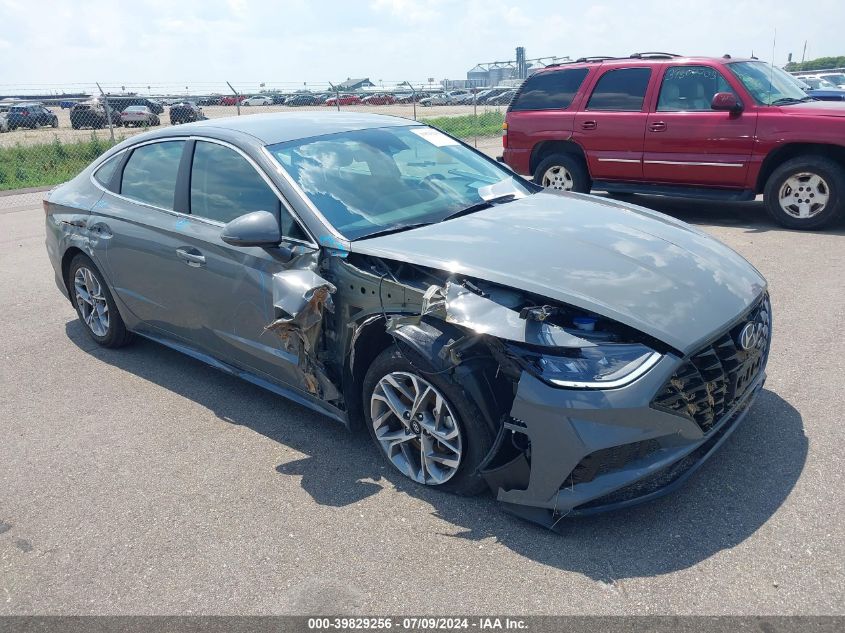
176;248;206;267
581;120;597;130
649;121;667;132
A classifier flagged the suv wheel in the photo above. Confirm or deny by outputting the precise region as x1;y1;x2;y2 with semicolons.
534;153;591;193
51;117;58;128
764;156;845;229
362;347;494;496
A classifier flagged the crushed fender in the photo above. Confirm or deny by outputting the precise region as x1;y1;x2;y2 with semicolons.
387;281;593;349
265;270;341;400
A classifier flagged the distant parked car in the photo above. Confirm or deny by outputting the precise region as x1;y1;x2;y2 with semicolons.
6;103;59;130
477;88;512;104
420;93;449;106
120;105;160;127
284;93;323;106
486;90;516;105
221;95;246;106
361;93;396;105
243;95;273;106
817;72;845;89
790;76;845;102
70;103;119;129
196;96;223;106
169;101;204;124
271;94;288;105
59;100;77;109
325;94;361;106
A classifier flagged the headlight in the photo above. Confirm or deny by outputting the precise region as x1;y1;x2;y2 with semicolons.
531;344;661;389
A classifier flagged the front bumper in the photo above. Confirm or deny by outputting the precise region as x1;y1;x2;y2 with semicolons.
479;353;766;529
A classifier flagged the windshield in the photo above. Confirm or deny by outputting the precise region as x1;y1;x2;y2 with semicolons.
267;125;532;240
727;61;810;104
821;73;845;85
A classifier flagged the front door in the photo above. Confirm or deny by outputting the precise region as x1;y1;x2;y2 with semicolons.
573;66;654;181
643;65;758;187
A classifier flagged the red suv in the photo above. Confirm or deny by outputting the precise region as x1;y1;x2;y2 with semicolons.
502;53;845;229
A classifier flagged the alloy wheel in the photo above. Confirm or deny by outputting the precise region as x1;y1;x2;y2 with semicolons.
542;165;575;191
74;266;110;337
370;371;463;485
778;172;830;219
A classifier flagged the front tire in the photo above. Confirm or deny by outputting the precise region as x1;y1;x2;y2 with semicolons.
67;254;133;348
362;347;494;496
534;153;591;193
763;156;845;229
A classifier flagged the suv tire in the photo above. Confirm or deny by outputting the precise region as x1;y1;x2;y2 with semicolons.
764;156;845;229
534;153;591;193
362;346;494;496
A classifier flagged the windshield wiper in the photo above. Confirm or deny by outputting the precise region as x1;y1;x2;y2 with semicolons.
356;222;433;240
440;194;518;222
770;97;812;105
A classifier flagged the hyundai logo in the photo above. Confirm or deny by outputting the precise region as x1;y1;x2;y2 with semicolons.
738;321;764;351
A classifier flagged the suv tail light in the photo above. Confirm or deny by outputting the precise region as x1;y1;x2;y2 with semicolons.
502;121;508;148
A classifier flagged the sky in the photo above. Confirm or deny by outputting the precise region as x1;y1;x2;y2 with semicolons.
1;0;843;94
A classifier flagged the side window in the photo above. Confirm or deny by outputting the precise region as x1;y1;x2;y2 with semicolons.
93;154;121;190
586;68;652;111
510;68;590;111
657;66;736;111
120;141;185;209
190;141;308;240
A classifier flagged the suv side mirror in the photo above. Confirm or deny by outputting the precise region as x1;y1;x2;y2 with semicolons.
221;210;281;247
711;92;742;113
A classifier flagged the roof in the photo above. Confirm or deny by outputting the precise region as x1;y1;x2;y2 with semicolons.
162;111;419;145
537;55;758;74
336;78;374;89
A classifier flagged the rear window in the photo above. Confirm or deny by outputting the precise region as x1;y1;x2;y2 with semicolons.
120;141;185;210
510;68;589;111
586;68;652;111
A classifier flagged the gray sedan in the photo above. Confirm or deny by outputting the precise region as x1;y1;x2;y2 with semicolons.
44;112;771;528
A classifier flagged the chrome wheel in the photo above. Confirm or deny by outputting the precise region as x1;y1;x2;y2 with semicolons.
778;172;830;219
542;165;574;191
370;371;463;485
74;266;110;337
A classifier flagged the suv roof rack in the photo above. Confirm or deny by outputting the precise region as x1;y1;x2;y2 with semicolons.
573;56;618;63
629;52;681;59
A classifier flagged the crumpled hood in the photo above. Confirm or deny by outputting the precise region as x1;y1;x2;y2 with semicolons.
351;192;767;354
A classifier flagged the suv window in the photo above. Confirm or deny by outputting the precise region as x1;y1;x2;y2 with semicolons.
190;141;308;239
586;68;652;111
120;141;185;210
658;66;735;111
510;68;589;111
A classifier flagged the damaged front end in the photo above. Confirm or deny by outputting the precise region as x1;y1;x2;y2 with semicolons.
346;260;768;530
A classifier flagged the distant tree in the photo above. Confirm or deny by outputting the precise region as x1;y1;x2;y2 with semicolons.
784;56;845;71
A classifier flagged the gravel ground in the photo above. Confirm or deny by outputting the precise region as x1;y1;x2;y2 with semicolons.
0;103;504;149
0;185;842;615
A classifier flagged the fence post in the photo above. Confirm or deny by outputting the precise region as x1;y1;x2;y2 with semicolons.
403;81;417;120
96;82;115;144
473;87;478;148
328;82;340;111
226;81;241;115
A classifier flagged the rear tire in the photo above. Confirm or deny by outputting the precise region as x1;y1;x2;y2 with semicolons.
534;153;591;193
67;254;133;348
362;347;495;496
763;155;845;229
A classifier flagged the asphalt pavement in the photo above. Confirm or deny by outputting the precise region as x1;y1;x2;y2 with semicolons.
0;190;842;615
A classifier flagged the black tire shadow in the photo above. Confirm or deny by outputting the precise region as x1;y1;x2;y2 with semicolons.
598;193;845;235
67;321;807;581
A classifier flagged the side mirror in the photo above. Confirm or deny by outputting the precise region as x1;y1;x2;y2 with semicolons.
221;210;281;247
711;92;743;113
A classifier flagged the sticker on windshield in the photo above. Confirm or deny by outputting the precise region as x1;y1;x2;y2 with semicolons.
411;127;459;147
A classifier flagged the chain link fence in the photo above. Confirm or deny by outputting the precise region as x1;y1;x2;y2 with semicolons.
0;81;516;192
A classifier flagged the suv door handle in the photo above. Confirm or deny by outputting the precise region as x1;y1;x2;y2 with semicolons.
581;120;597;130
649;121;667;132
176;247;206;267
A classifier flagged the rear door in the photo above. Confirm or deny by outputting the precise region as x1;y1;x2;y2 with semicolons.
573;66;654;181
643;64;757;186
